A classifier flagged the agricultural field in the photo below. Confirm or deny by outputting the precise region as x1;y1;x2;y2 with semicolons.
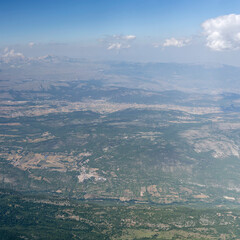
2;60;240;239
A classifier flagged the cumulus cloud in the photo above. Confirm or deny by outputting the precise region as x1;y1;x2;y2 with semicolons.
2;48;25;58
202;14;240;51
153;38;191;48
107;43;130;50
0;48;25;63
163;38;191;47
101;34;136;51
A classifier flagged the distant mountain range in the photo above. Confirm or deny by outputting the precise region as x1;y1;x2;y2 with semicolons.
1;55;240;93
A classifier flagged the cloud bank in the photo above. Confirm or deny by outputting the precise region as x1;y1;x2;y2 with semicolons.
202;14;240;51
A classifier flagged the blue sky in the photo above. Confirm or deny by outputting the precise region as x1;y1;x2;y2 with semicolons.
1;0;240;43
2;0;240;64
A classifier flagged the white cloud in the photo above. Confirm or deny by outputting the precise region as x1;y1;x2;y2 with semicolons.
112;34;136;40
107;43;122;50
1;48;25;63
202;14;240;51
122;35;136;40
103;34;136;51
2;49;25;58
107;43;130;50
162;37;191;47
28;42;35;48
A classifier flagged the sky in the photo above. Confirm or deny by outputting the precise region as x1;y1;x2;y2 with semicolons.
2;0;240;65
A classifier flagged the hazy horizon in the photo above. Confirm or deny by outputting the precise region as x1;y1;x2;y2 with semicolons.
2;0;240;65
